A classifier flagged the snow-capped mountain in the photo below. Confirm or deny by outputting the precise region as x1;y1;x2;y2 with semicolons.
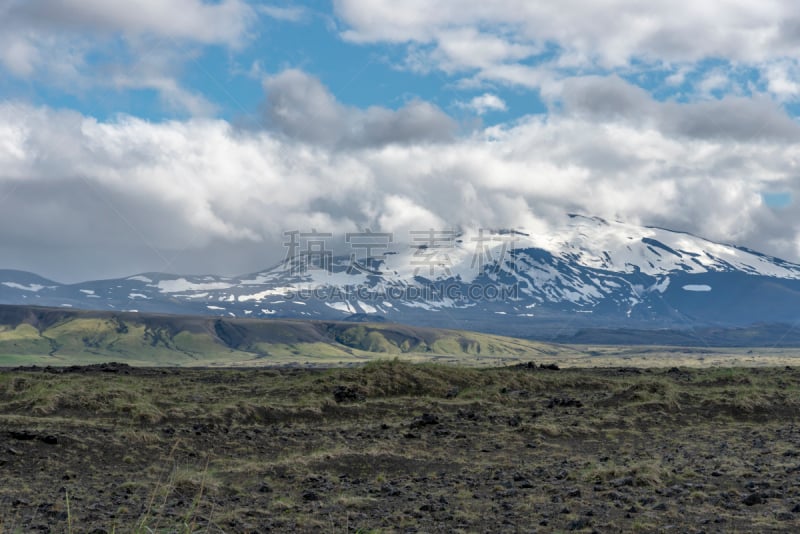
2;214;800;338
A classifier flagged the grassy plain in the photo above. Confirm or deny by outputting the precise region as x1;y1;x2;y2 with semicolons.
1;361;800;532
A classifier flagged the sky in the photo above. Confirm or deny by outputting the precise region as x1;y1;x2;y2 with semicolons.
1;0;799;282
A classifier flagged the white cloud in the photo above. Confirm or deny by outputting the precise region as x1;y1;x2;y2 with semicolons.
0;37;40;77
333;0;800;96
378;195;446;234
108;45;220;116
0;0;257;117
764;60;800;101
696;68;734;98
431;27;539;72
458;93;508;115
556;75;800;142
258;5;308;23
665;67;690;86
263;69;457;147
4;0;255;45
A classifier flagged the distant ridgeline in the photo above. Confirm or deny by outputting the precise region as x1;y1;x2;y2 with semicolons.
1;214;799;340
0;304;567;366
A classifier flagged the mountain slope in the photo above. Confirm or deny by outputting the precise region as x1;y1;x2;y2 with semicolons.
0;305;570;366
1;214;799;338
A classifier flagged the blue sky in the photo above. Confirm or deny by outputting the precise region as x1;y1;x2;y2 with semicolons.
1;3;541;125
0;1;799;280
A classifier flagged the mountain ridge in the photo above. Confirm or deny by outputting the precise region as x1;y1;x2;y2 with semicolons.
1;214;799;339
0;303;572;366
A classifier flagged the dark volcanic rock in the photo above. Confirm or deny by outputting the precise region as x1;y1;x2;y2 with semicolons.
64;362;132;374
547;397;583;409
445;387;460;398
332;385;366;403
410;413;440;428
611;477;634;488
9;430;37;441
567;517;591;530
742;492;763;506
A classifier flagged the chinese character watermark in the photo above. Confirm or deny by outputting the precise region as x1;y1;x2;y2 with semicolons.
471;229;518;274
283;229;333;275
345;229;394;274
409;228;457;277
282;227;519;277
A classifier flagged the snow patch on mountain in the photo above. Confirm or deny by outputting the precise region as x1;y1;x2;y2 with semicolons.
157;279;235;293
326;301;356;314
2;282;46;292
543;214;800;279
683;284;712;292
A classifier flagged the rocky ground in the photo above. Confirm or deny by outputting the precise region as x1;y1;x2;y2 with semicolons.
1;361;800;532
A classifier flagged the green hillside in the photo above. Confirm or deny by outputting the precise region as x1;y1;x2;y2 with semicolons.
5;305;800;368
0;305;570;367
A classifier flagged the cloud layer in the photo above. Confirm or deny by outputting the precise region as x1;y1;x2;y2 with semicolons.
334;0;800;97
263;69;457;148
1;70;799;281
0;0;256;115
